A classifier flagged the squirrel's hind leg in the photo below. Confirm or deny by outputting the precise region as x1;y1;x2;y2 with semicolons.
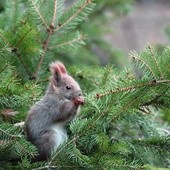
34;131;56;161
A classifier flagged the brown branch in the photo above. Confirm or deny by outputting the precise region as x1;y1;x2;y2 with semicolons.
32;0;59;79
13;28;35;79
12;48;32;78
15;28;33;47
95;79;170;122
33;32;52;79
1;28;33;78
32;0;93;79
95;79;170;99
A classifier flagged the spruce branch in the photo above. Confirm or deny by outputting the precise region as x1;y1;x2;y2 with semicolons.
33;33;51;79
1;29;32;78
130;51;156;79
148;44;164;79
48;33;85;49
132;137;170;149
32;165;83;170
50;0;58;28
30;0;49;30
0;63;8;73
54;0;94;32
0;127;22;139
47;113;108;166
0;30;10;46
5;76;16;92
113;164;142;170
48;135;79;166
12;48;33;79
31;0;95;79
31;0;58;79
15;28;33;48
95;79;170;99
141;87;169;107
15;141;35;158
33;164;126;170
110;90;144;122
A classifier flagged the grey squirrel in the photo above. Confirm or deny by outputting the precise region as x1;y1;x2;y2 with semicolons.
25;61;84;161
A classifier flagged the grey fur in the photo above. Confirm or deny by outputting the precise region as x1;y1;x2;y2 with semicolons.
25;61;84;161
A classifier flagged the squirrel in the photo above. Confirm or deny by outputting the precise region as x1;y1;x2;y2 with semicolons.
25;61;84;161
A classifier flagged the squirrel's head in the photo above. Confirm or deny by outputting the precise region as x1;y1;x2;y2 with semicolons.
49;61;84;105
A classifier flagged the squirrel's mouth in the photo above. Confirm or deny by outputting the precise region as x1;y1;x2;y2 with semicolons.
64;95;72;100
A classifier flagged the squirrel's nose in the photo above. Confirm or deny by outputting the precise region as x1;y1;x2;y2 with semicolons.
74;96;85;105
79;96;85;105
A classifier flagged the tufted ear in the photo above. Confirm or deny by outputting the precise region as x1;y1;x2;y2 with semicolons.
50;61;67;74
50;61;67;86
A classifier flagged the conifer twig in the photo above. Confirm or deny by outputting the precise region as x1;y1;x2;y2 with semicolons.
48;135;79;166
32;165;83;170
0;63;8;73
47;112;107;166
33;0;94;79
32;0;58;79
130;51;156;79
12;48;32;79
15;28;33;47
95;79;170;99
0;30;10;46
141;87;169;106
111;89;145;122
30;0;49;30
15;141;35;158
1;28;32;78
39;111;105;167
48;34;85;49
33;33;51;79
54;0;92;32
148;44;164;78
0;127;22;139
50;0;58;28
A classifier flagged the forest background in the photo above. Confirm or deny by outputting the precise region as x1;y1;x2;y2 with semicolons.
0;0;170;169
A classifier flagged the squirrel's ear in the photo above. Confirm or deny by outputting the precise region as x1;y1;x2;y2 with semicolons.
50;61;67;86
56;61;67;74
50;61;67;75
50;61;67;74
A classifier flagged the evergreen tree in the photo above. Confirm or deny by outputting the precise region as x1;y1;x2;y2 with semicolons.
0;0;170;170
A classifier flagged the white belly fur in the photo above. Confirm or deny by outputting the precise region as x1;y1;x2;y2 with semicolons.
51;123;68;151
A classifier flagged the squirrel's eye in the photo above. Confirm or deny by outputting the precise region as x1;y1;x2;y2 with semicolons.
66;85;71;90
